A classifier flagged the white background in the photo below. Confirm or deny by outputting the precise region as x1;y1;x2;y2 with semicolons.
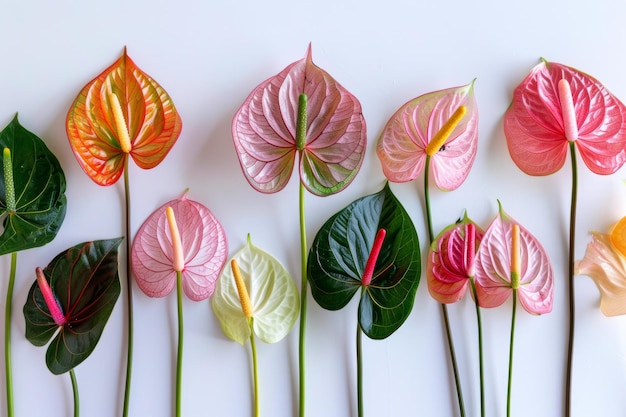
1;0;626;416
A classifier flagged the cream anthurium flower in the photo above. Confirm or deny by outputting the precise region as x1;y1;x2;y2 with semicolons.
576;218;626;317
212;235;300;345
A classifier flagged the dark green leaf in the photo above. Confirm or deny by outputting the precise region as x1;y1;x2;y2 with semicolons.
0;115;66;254
23;238;122;374
308;183;421;339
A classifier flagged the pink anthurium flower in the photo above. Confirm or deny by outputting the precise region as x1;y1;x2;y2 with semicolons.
376;81;478;191
428;213;484;304
474;203;553;314
504;59;626;176
131;189;228;301
575;219;626;317
232;44;366;196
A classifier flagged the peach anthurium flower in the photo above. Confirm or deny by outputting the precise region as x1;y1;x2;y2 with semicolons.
504;59;626;176
67;48;182;186
131;190;228;301
376;81;478;191
428;213;484;304
474;203;554;315
575;220;626;317
232;44;366;196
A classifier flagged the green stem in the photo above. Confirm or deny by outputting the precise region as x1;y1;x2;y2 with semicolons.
565;142;577;417
122;159;134;417
70;368;80;417
4;252;16;417
356;319;363;417
469;279;485;417
298;181;307;417
424;156;466;417
176;271;184;417
249;318;259;417
507;290;518;417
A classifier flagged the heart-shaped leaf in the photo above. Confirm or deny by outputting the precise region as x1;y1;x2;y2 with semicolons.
232;44;366;196
376;82;478;191
23;238;122;374
66;48;182;186
474;203;553;315
212;235;299;345
307;183;421;339
131;190;228;301
504;59;626;176
0;115;66;255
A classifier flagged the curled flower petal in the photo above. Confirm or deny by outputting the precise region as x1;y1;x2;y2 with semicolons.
232;44;366;196
575;231;626;317
67;48;182;186
131;191;228;301
377;81;478;191
474;203;554;315
504;59;626;176
427;213;484;304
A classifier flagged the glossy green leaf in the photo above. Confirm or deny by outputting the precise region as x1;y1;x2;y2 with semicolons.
0;115;66;255
23;238;122;374
308;183;421;339
212;235;299;344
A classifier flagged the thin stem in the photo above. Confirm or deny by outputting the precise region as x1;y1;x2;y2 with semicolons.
298;181;307;417
70;368;80;417
356;319;363;417
507;291;518;417
565;142;578;417
176;271;184;417
249;318;259;417
122;159;134;417
469;279;485;417
4;252;16;417
424;156;466;417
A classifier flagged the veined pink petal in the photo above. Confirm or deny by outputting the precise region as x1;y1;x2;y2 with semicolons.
575;231;626;317
504;60;626;176
474;204;554;314
131;191;228;301
427;216;484;304
377;82;478;190
232;45;366;196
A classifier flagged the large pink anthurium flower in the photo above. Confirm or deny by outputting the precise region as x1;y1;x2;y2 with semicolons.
131;190;228;301
504;59;626;176
428;212;484;304
67;48;182;186
232;44;366;196
376;81;478;191
575;217;626;317
474;202;554;315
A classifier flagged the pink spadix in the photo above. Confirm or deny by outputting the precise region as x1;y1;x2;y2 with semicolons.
361;229;387;287
558;79;578;142
465;223;476;277
35;267;66;326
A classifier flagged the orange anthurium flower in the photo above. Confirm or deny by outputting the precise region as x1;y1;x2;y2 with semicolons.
66;48;182;186
576;218;626;317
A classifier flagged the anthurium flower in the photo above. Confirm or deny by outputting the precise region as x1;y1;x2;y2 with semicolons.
307;183;421;340
428;213;484;304
504;59;626;176
23;238;122;374
474;202;554;315
376;81;478;191
575;218;626;317
232;44;366;196
131;190;228;301
212;235;299;345
66;48;182;186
